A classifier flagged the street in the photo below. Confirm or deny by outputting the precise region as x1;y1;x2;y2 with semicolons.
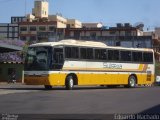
0;84;160;115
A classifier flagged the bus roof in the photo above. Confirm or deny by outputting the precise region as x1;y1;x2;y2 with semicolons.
29;39;153;52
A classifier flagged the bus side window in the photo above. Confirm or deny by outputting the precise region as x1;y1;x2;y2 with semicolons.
143;52;153;63
53;48;64;64
80;48;87;59
108;50;119;61
65;47;79;59
95;49;107;60
86;48;93;59
72;47;79;59
120;51;131;62
65;47;72;58
80;48;93;60
132;52;142;62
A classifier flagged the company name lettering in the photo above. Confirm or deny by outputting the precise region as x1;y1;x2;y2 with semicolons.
103;63;122;69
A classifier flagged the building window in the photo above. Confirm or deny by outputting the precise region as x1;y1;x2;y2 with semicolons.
18;18;21;22
39;26;46;31
116;41;121;46
125;31;131;36
20;27;27;31
67;24;71;28
49;26;55;31
30;26;36;31
90;32;96;39
30;36;36;41
14;18;16;22
20;36;26;41
110;31;116;35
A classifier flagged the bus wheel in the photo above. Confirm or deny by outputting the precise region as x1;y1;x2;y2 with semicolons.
66;75;74;90
128;75;136;88
44;85;52;90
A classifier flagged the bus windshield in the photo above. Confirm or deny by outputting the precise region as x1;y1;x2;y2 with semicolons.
25;46;52;71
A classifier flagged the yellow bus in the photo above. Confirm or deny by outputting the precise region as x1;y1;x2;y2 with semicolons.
24;39;155;90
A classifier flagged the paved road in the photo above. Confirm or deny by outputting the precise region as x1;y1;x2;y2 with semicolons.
0;84;160;115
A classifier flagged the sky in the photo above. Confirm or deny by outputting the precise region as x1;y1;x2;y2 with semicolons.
0;0;160;30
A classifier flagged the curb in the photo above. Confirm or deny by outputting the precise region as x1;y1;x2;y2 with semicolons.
0;82;23;85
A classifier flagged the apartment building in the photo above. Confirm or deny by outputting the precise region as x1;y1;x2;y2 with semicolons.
19;21;65;42
0;23;19;40
67;19;82;28
18;0;68;42
109;23;143;36
144;30;160;61
65;23;152;48
154;28;160;54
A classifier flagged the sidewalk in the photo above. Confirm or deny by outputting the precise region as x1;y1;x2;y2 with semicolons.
0;82;8;85
0;82;23;85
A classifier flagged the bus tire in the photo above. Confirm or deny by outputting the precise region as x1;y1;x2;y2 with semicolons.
66;75;74;90
44;85;52;90
128;75;136;88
